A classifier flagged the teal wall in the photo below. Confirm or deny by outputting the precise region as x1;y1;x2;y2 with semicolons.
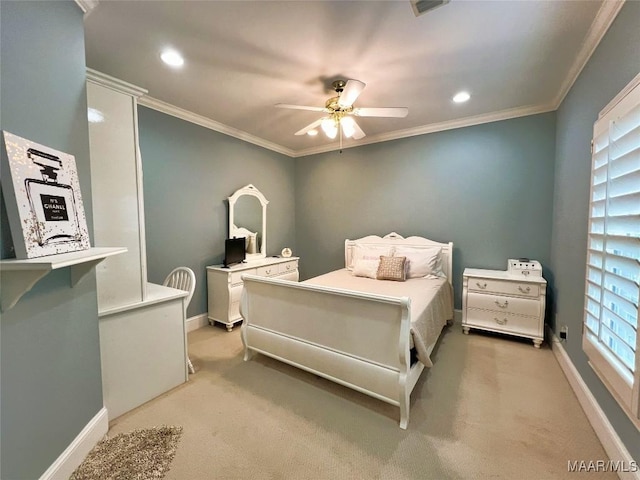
295;113;557;308
551;0;640;461
0;2;104;479
137;107;296;317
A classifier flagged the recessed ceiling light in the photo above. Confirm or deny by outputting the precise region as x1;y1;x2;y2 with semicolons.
453;91;470;103
161;49;184;68
307;129;318;136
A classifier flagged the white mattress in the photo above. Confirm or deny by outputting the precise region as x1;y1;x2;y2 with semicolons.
303;269;453;367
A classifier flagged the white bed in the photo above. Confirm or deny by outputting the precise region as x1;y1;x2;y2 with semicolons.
240;233;454;429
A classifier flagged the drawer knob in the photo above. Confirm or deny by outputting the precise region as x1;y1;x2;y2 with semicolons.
495;299;509;309
518;286;531;294
476;282;487;289
494;317;508;325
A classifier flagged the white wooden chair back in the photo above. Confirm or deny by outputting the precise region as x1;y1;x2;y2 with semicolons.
163;267;196;310
163;266;197;374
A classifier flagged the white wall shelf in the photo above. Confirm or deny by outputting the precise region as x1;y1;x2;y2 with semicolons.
0;247;127;312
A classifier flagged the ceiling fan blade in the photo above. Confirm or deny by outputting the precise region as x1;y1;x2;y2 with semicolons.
351;119;366;140
353;107;408;118
294;118;323;136
338;80;366;108
276;103;327;112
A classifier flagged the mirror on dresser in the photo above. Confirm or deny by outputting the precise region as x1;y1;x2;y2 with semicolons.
228;184;268;261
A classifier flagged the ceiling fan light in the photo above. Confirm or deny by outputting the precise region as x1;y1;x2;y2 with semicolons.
307;129;318;136
341;116;356;138
321;118;338;138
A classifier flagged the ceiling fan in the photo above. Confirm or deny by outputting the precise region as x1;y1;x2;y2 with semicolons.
275;79;408;144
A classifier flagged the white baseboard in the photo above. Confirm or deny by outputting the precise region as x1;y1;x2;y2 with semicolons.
186;313;209;332
40;407;108;480
547;327;639;480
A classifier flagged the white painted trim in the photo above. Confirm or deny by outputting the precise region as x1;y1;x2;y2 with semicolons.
599;71;640;119
39;407;108;480
136;96;558;158
138;96;296;157
553;1;626;108
86;69;148;98
75;0;99;14
548;328;639;480
187;313;209;332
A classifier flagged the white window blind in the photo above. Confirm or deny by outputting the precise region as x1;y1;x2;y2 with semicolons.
583;75;640;425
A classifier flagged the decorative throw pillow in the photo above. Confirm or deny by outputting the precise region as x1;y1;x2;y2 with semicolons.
394;246;444;278
377;255;407;282
352;259;380;279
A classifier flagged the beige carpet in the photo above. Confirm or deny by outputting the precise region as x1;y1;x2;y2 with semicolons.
105;323;615;479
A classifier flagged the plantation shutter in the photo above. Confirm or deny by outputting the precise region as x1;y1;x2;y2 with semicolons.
583;76;640;422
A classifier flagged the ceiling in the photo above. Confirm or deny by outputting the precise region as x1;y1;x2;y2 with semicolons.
82;0;620;157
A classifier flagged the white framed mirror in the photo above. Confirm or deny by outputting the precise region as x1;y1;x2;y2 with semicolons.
228;184;268;261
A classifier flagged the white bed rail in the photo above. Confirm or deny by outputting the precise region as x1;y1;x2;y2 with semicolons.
240;274;421;429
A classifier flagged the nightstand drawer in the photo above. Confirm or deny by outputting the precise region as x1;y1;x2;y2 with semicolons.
466;308;541;337
467;292;540;317
468;278;539;298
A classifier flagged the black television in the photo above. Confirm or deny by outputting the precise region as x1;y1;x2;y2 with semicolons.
224;237;246;267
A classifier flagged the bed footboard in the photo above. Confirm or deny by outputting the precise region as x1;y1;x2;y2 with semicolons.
240;274;423;429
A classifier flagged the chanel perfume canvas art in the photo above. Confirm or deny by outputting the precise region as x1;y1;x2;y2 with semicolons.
1;131;90;258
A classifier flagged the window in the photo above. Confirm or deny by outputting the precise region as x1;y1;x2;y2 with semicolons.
583;74;640;427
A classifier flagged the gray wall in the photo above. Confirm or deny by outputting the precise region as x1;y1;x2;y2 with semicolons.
295;113;557;308
137;107;296;317
0;2;104;479
551;0;640;461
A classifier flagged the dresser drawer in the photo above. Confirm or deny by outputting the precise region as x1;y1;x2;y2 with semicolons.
257;265;279;277
231;268;256;285
467;292;540;317
466;308;541;337
279;260;298;274
468;278;539;298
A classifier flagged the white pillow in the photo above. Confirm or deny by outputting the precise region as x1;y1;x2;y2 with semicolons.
394;246;444;278
352;258;380;279
349;244;393;270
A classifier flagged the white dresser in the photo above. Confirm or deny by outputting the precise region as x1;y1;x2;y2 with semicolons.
462;267;546;348
207;257;299;331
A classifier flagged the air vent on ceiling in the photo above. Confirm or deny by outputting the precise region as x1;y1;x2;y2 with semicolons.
410;0;450;17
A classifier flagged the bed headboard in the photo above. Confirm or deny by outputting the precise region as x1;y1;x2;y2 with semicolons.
345;232;454;285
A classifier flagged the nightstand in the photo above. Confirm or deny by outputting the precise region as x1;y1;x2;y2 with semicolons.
462;268;546;348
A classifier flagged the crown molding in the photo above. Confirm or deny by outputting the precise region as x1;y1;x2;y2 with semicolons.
138;96;296;158
75;0;99;15
87;69;148;98
292;103;556;158
553;0;625;108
